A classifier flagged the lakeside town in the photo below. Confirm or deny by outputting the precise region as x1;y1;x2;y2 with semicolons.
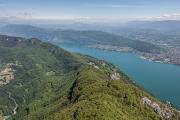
89;44;180;65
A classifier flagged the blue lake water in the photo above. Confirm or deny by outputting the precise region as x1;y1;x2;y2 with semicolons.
60;44;180;109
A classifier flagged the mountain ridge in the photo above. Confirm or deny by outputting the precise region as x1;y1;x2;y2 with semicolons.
0;35;179;120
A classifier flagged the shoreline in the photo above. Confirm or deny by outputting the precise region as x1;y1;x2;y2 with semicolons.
88;45;180;66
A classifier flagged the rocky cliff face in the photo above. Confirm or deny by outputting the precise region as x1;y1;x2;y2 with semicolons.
0;64;15;86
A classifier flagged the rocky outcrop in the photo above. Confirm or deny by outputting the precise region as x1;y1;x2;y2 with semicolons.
142;96;176;119
0;64;15;86
110;70;121;80
88;62;99;69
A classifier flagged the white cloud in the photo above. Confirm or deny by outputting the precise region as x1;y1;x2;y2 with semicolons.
86;3;146;8
144;13;180;21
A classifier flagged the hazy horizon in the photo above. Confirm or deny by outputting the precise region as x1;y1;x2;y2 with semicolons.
0;0;180;24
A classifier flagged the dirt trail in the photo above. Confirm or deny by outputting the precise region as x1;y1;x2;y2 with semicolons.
8;92;18;115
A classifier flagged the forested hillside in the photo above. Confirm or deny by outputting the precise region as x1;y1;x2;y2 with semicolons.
0;35;179;120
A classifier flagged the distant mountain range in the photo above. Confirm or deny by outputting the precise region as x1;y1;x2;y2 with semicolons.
0;24;161;53
125;20;180;35
0;24;53;40
1;21;180;65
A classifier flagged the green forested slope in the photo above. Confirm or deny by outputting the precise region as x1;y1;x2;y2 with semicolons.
0;35;179;120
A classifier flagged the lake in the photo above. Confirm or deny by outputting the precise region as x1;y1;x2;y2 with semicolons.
60;44;180;109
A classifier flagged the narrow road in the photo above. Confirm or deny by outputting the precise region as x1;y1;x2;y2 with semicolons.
3;92;18;120
8;92;18;115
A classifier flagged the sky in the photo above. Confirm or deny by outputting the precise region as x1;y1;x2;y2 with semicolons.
0;0;180;22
